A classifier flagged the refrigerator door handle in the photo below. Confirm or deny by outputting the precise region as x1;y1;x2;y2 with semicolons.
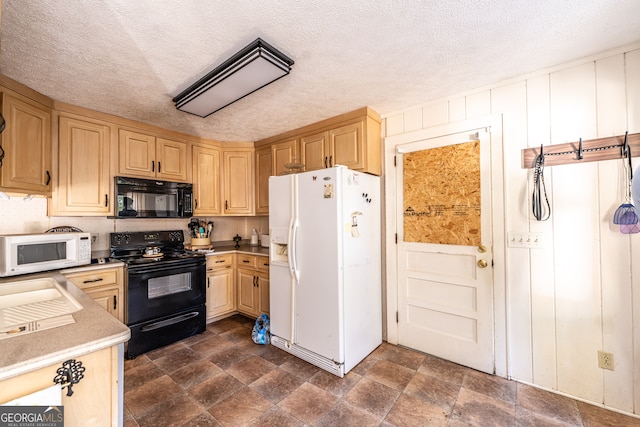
288;217;300;283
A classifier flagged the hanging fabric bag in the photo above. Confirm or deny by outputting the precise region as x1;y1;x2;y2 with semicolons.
251;313;271;345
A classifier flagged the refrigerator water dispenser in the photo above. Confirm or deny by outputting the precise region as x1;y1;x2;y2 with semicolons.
269;228;289;263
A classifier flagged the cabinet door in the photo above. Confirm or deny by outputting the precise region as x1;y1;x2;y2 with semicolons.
53;116;111;215
64;267;124;322
329;121;364;170
192;144;221;215
300;131;328;171
118;129;155;178
257;272;270;315
272;138;299;176
156;137;188;182
206;268;235;318
0;93;51;193
223;149;254;215
0;346;119;427
83;286;119;319
255;146;271;215
237;268;258;317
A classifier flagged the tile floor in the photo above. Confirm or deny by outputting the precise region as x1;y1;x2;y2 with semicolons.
123;315;640;426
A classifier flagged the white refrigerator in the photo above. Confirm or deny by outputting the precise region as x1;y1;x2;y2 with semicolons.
269;165;381;377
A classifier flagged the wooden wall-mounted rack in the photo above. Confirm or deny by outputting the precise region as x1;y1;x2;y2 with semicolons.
521;132;640;169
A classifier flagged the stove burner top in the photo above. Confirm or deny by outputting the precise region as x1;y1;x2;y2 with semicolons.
117;251;203;266
109;230;205;267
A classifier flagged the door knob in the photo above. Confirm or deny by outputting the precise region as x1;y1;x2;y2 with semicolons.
477;245;487;253
477;259;488;268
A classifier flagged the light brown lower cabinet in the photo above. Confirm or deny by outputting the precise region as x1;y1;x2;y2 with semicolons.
236;254;270;318
206;254;235;321
205;253;269;321
63;267;125;322
0;345;122;426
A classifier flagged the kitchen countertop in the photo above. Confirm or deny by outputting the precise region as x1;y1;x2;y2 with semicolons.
62;259;126;274
95;244;269;260
211;243;269;256
0;271;130;382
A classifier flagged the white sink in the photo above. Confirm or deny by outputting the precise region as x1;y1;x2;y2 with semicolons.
0;277;82;338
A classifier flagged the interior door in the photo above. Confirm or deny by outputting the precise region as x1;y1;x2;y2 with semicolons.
396;129;494;373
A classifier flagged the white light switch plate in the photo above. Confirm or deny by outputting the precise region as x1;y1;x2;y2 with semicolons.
508;232;544;248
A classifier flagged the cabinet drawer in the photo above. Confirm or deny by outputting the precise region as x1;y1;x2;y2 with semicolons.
256;256;270;272
207;254;234;270
236;254;257;269
65;269;118;289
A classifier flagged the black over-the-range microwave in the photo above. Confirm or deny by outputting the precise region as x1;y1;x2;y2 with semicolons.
114;176;193;218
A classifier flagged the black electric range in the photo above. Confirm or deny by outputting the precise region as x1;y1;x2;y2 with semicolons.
109;230;206;358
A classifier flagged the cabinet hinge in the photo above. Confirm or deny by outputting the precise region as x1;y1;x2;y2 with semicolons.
394;155;397;167
395;233;398;244
396;311;399;323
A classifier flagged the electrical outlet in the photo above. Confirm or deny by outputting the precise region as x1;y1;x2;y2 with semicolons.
91;233;99;244
598;350;614;370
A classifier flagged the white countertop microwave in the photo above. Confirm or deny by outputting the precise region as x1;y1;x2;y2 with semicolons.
0;232;91;277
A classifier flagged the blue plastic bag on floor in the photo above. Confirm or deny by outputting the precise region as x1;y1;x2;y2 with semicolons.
252;313;270;345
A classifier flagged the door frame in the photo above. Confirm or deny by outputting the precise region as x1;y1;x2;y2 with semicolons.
383;114;508;377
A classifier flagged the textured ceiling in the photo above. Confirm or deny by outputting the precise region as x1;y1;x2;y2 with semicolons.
1;1;639;142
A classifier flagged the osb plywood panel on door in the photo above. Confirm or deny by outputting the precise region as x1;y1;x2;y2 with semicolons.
403;140;481;246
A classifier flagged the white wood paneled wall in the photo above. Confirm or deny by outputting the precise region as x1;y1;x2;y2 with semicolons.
384;44;640;415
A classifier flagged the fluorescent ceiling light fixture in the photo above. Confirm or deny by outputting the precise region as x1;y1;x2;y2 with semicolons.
173;38;294;117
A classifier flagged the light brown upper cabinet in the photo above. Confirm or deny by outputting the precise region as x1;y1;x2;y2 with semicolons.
272;138;299;176
301;119;380;174
300;131;329;171
192;144;254;216
222;148;254;215
192;143;222;215
330;121;366;170
118;129;188;182
255;146;271;215
255;138;298;215
50;114;112;215
0;93;52;194
256;107;381;177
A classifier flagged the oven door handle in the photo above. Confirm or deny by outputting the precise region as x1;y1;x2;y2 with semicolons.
128;260;205;275
140;311;200;332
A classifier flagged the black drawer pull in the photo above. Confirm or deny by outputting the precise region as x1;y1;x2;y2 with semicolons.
82;278;104;284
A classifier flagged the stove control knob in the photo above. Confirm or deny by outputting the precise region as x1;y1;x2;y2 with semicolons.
113;234;121;245
123;234;131;244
